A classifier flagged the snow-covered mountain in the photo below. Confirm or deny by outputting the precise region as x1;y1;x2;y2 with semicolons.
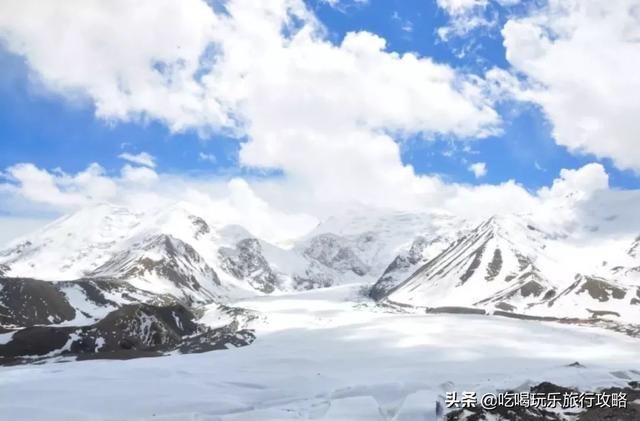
610;236;640;284
0;203;463;297
290;208;469;291
530;274;640;320
2;203;640;363
0;203;286;302
375;214;640;324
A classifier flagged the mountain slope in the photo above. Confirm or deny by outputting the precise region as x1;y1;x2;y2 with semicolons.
0;204;143;280
380;215;563;311
285;209;469;290
378;214;640;324
0;203;274;301
87;234;222;305
530;274;640;320
369;234;459;300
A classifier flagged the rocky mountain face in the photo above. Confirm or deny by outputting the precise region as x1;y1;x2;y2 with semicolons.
218;238;279;293
369;235;448;300
0;204;458;362
531;274;640;320
0;276;256;364
289;232;373;289
377;216;557;310
372;215;640;325
287;209;468;291
1;203;639;363
0;204;266;363
87;233;222;305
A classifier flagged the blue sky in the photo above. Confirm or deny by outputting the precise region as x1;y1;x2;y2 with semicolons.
0;0;639;234
1;0;637;193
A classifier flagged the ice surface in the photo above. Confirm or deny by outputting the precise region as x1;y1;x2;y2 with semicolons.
1;284;638;420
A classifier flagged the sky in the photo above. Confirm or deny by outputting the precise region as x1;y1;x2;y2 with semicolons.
0;0;639;244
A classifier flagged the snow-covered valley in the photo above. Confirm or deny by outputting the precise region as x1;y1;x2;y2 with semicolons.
2;284;640;421
1;203;640;420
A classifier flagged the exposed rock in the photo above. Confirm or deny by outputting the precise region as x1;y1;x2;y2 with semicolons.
459;240;489;285
293;268;334;290
219;238;278;293
475;270;556;308
578;276;626;301
369;236;432;300
485;248;503;281
0;302;256;364
629;235;640;258
426;306;486;315
0;278;75;326
535;274;638;320
381;215;559;312
89;234;221;304
189;215;210;239
303;233;369;276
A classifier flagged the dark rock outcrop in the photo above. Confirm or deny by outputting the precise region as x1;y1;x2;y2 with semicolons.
0;303;255;364
219;238;279;293
0;278;76;326
303;234;369;276
370;236;432;301
88;234;221;304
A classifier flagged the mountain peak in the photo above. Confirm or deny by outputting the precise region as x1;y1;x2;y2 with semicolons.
380;213;558;311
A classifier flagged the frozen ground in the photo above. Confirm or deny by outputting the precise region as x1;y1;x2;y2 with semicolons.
1;284;639;420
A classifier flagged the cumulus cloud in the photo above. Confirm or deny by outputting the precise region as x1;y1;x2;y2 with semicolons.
538;163;609;202
468;162;487;178
0;0;638;246
118;152;156;168
0;0;502;211
2;160;631;240
120;164;159;186
502;0;640;172
0;162;318;244
1;163;117;207
0;0;226;132
437;0;640;173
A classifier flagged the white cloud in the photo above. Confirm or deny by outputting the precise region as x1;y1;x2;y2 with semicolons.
0;162;318;244
391;11;413;33
538;163;609;202
1;163;117;208
468;162;487;178
198;152;217;164
1;0;637;245
436;0;488;15
118;152;156;168
0;0;226;132
2;160;639;246
532;163;614;235
321;0;369;12
120;164;159;186
435;0;494;40
502;0;640;172
0;0;503;212
434;0;521;41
